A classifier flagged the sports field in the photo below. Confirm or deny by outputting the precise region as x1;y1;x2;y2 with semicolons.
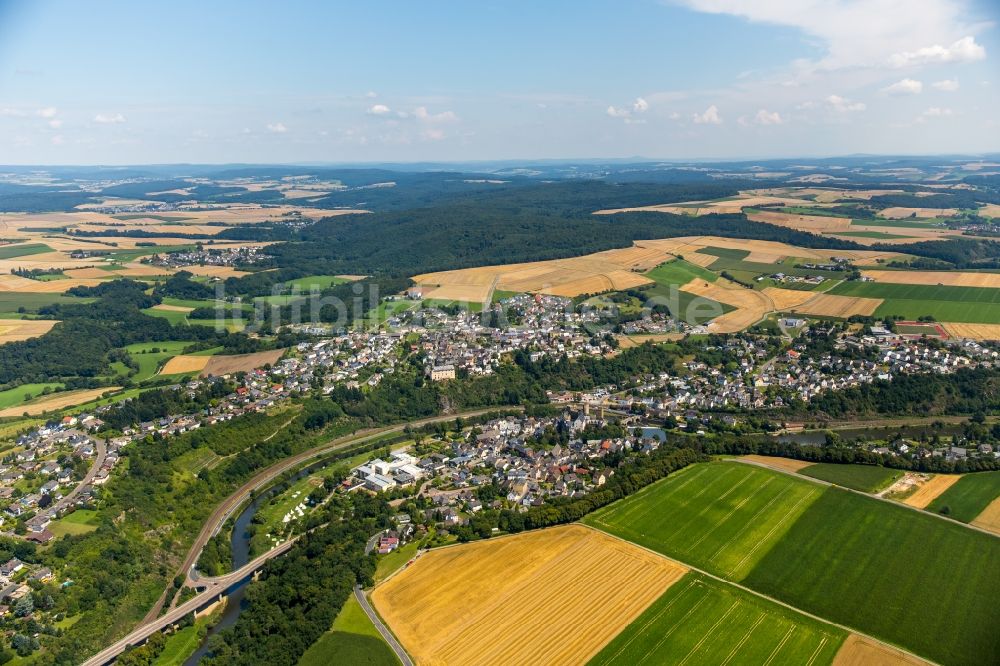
371;524;687;666
798;463;903;492
588;462;1000;666
589;573;846;666
584;462;823;579
925;471;1000;523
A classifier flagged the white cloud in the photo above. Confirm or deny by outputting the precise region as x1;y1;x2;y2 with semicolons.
607;97;649;121
50;135;64;145
47;119;62;129
94;113;126;124
266;122;288;133
693;105;722;124
932;78;960;91
413;107;458;123
922;106;954;117
889;36;986;68
365;91;377;98
753;109;784;125
672;2;987;74
632;97;649;113
826;94;866;112
421;128;445;141
367;104;391;115
35;107;57;119
606;105;630;118
882;78;923;95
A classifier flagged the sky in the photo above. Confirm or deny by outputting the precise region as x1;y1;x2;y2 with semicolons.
0;0;997;164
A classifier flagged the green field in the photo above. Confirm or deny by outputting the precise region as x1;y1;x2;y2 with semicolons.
374;541;420;584
285;275;352;291
645;259;718;287
698;246;751;260
0;383;64;409
851;218;946;229
48;509;101;538
828;280;1000;323
798;463;903;492
589;573;845;666
925;471;1000;522
584;463;823;580
588;462;1000;665
0;243;51;259
743;487;1000;666
0;293;93;312
299;594;399;666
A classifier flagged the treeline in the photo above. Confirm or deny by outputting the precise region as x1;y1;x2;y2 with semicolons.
802;367;1000;419
697;435;1000;474
876;238;1000;269
98;380;234;430
202;492;387;665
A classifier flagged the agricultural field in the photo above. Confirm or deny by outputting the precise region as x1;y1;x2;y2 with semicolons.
743;487;1000;666
0;386;121;417
299;595;399;666
900;474;962;508
589;573;846;666
584;462;823;579
925;471;1000;523
829;280;1000;324
644;259;718;287
0;382;63;409
200;349;284;376
588;462;1000;666
0;318;58;344
0;242;51;259
372;524;688;666
798;463;903;492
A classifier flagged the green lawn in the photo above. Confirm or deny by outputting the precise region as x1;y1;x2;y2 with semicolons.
0;383;64;409
0;243;51;259
645;259;718;287
584;462;824;580
925;471;1000;522
589;573;845;666
152;618;209;666
374;541;420;584
798;463;903;492
742;486;1000;666
48;509;101;538
299;594;399;666
588;462;1000;666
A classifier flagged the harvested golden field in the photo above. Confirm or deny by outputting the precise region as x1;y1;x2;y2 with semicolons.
863;270;1000;288
681;278;772;332
761;287;817;310
942;322;1000;341
372;524;688;666
593;191;821;216
0;319;58;344
62;267;111;279
680;251;718;268
902;475;961;509
201;349;284;376
0;387;121;417
971;497;1000;535
616;333;685;348
785;293;882;318
980;204;1000;218
741;454;816;473
181;265;250;278
833;634;930;666
424;283;495;302
0;275;105;293
879;207;958;219
748;209;852;233
150;304;194;313
159;355;210;375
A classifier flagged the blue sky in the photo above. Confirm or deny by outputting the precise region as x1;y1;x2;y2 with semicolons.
0;0;997;163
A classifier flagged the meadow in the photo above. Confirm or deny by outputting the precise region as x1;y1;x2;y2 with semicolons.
0;382;63;409
644;259;718;287
588;462;1000;666
798;463;903;492
925;471;1000;522
299;595;399;666
584;462;823;580
588;573;845;666
0;242;51;259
